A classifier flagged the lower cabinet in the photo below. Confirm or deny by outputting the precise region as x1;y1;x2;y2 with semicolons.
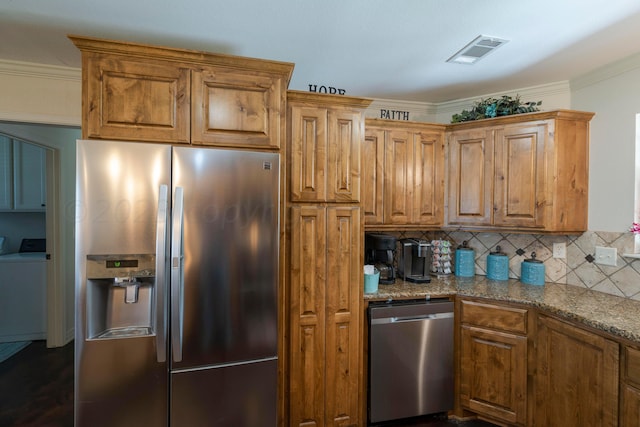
621;345;640;427
535;315;619;427
458;299;529;426
458;301;623;427
288;205;362;426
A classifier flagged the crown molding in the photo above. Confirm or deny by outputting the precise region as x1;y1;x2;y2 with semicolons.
571;51;640;91
367;81;572;124
0;110;80;127
0;59;81;82
365;97;438;121
435;81;571;117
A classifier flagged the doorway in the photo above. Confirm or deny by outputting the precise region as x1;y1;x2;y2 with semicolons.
0;122;80;348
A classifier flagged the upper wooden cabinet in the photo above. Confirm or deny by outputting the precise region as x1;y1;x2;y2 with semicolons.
364;119;446;228
287;91;371;202
70;35;294;149
446;110;594;233
191;67;287;148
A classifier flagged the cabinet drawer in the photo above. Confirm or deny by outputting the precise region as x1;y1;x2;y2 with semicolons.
625;346;640;387
460;299;528;335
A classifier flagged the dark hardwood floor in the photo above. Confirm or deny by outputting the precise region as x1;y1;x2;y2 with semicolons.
0;340;73;427
0;341;495;427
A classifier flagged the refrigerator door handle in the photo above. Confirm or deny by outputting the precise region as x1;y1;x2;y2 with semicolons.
171;186;185;362
155;184;168;363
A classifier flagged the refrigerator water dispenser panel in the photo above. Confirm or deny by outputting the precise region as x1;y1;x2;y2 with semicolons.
85;254;156;340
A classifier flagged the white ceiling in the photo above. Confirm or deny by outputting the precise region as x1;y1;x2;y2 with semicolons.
2;0;640;103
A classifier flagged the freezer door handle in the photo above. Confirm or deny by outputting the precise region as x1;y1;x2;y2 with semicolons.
155;184;169;362
171;186;184;362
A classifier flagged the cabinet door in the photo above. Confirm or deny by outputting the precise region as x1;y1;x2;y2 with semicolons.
460;325;527;425
494;124;546;228
289;106;362;203
0;136;12;210
622;384;640;427
13;141;46;211
413;130;444;226
325;206;361;426
192;69;284;149
290;106;328;202
535;315;619;427
327;110;362;202
363;128;385;225
84;54;190;143
622;346;640;427
384;130;413;225
289;206;327;426
447;129;493;226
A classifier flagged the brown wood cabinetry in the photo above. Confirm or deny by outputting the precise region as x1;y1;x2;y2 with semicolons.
80;52;191;143
191;67;287;148
446;110;594;233
364;119;445;228
286;92;369;426
458;299;530;425
288;205;362;426
70;35;293;148
621;345;640;427
288;92;370;202
535;314;619;427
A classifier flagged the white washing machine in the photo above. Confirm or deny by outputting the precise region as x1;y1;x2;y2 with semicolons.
0;249;47;343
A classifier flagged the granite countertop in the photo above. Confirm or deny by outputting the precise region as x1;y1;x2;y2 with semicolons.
364;276;640;345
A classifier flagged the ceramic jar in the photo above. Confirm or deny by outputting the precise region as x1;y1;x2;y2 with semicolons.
520;252;545;285
455;241;475;277
486;245;509;281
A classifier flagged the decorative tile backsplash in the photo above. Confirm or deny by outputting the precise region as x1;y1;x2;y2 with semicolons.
376;230;640;300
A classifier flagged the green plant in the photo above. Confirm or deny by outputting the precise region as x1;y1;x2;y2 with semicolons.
451;95;542;123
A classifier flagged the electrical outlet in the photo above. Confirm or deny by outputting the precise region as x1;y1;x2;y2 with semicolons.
552;242;566;259
594;246;617;266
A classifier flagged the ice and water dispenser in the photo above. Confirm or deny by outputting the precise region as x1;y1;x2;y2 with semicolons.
85;254;157;339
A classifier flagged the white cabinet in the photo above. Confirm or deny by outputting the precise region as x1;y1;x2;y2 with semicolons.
0;137;12;210
0;253;47;342
0;135;46;211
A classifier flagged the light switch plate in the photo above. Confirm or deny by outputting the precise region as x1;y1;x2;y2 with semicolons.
595;246;617;266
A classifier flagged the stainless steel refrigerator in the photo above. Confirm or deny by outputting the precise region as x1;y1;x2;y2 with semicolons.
74;139;279;427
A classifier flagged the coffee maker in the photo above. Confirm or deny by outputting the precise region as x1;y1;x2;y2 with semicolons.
364;233;396;284
398;238;432;283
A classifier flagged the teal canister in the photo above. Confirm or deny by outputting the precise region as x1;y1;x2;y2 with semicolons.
455;241;475;277
520;252;545;285
486;246;509;281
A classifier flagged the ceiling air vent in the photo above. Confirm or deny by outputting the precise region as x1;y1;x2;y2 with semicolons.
447;35;509;65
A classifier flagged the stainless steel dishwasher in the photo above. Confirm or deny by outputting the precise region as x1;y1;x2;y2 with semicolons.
368;298;454;424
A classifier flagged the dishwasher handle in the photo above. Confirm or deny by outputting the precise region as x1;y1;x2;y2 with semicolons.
371;311;453;325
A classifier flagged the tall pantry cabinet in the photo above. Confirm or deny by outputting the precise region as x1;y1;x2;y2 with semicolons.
286;91;371;426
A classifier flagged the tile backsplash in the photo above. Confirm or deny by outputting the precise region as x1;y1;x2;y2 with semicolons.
375;230;640;300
